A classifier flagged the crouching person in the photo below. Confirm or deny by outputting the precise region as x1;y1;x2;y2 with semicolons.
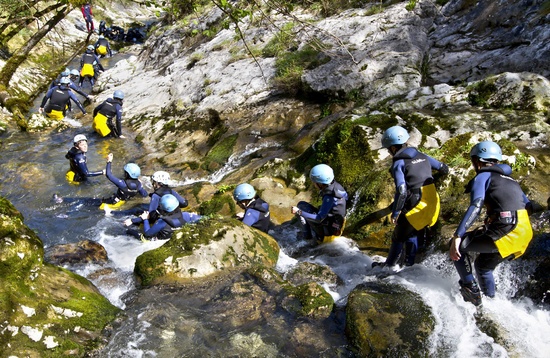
136;194;201;241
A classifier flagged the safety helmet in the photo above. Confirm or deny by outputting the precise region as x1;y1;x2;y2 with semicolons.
233;183;256;202
59;77;71;85
309;164;334;185
70;69;80;77
113;90;124;100
73;134;87;144
123;163;141;179
381;126;410;148
160;194;179;213
151;171;170;185
470;141;502;162
87;45;95;51
99;35;104;39
61;68;70;77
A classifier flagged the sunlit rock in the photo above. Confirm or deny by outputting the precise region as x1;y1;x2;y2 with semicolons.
45;239;109;265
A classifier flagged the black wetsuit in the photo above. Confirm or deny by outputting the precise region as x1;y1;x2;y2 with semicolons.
93;98;123;137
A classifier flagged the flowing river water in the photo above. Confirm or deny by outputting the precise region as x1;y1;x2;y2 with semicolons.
0;55;549;356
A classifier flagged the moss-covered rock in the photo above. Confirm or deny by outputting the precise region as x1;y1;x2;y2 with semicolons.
0;196;120;357
345;281;434;357
134;217;280;285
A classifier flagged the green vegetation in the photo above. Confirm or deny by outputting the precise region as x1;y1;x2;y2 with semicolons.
202;133;238;171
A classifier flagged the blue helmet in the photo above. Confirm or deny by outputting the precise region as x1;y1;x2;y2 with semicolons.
160;194;179;213
70;69;80;77
59;76;71;85
123;163;141;179
87;45;95;51
113;90;124;100
381;126;410;148
470;141;502;162
309;164;334;184
61;68;70;77
233;183;256;201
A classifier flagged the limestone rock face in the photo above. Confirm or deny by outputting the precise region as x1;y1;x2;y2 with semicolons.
0;197;120;357
134;217;280;285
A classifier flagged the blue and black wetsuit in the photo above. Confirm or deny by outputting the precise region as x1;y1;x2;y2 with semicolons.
93;98;123;137
103;161;148;204
94;37;112;57
297;180;348;241
240;196;271;233
385;146;448;266
453;163;532;297
130;186;189;225
40;85;86;116
142;211;202;240
65;147;103;182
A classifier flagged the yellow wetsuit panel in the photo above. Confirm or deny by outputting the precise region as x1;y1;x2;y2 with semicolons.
93;112;111;136
494;209;533;259
46;109;64;120
81;63;95;77
405;183;440;231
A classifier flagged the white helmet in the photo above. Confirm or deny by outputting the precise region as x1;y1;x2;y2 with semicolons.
73;134;87;144
151;171;170;185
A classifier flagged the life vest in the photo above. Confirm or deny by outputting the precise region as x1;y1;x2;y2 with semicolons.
45;86;71;114
393;148;440;230
155;211;185;240
246;197;271;233
93;98;121;136
319;181;347;236
469;165;533;259
116;178;141;201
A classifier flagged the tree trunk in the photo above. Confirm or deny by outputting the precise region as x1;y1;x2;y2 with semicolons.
0;4;70;89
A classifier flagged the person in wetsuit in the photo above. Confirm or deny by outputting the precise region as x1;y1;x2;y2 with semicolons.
372;126;449;268
81;2;94;33
291;164;348;243
49;69;90;102
92;90;124;138
137;194;201;241
102;153;148;207
449;141;533;306
79;45;104;88
124;171;188;227
233;183;271;233
65;134;104;183
94;35;112;57
39;77;87;120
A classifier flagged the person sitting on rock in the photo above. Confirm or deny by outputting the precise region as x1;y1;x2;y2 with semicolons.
124;171;188;227
39;77;87;120
449;141;533;306
65;134;104;184
79;45;104;88
101;153;148;211
233;183;271;233
291;164;348;244
94;35;112;57
137;194;202;241
92;90;124;138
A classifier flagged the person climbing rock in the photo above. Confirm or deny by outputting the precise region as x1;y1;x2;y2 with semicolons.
79;45;104;88
449;141;533;306
65;134;104;183
101;153;148;211
291;164;348;244
92;90;124;138
94;35;112;57
372;126;448;269
39;77;86;120
136;194;202;241
81;2;94;33
233;183;271;233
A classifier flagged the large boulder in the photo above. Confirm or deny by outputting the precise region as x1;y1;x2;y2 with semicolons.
346;281;435;357
134;217;280;285
0;196;119;357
